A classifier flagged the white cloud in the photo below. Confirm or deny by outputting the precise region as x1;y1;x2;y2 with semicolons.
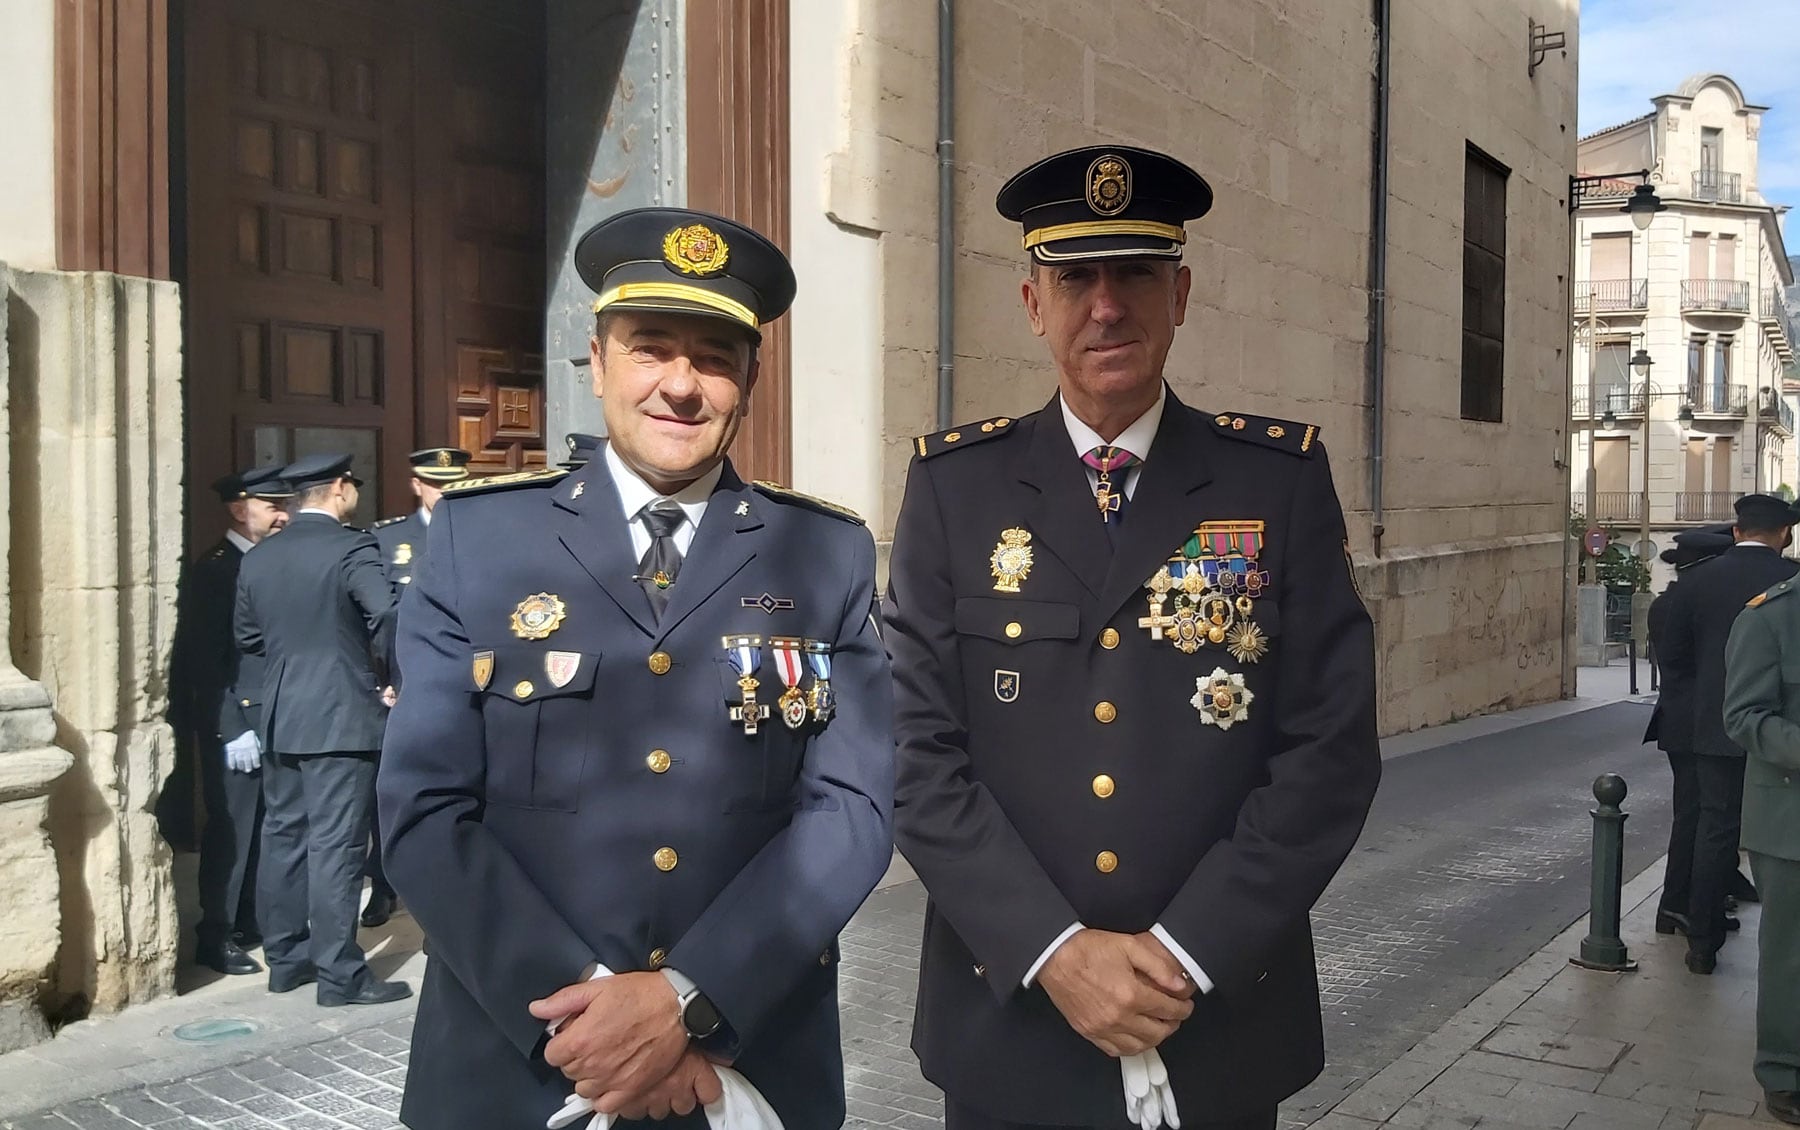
1580;0;1800;205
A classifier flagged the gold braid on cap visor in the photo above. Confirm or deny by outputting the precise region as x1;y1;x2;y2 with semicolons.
1021;219;1188;250
591;283;759;330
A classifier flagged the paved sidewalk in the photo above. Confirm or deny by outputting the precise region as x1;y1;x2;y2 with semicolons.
1314;857;1781;1129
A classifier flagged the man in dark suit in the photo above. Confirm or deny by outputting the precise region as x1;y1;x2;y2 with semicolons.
1645;524;1734;937
380;208;893;1130
169;464;292;975
885;146;1382;1130
364;446;471;928
235;453;409;1005
1660;492;1799;973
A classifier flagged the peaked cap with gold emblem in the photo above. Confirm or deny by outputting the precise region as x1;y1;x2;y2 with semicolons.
997;145;1213;264
574;207;797;341
409;447;472;484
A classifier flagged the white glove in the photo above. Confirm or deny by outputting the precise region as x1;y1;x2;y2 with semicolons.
224;730;262;774
541;965;785;1130
1121;1049;1180;1130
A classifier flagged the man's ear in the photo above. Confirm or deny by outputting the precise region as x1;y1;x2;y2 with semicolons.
1021;275;1047;338
741;355;762;416
1173;264;1193;326
589;334;606;398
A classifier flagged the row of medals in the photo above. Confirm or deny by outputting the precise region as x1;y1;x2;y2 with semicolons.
722;634;835;737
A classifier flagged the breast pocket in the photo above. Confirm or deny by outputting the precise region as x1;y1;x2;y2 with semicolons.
476;646;600;812
952;598;1081;645
716;659;806;812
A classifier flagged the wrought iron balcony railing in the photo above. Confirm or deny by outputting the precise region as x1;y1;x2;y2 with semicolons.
1692;171;1743;203
1675;492;1738;522
1764;288;1800;353
1759;388;1796;434
1572;384;1648;417
1685;383;1749;415
1592;492;1643;523
1574;278;1649;315
1682;279;1751;313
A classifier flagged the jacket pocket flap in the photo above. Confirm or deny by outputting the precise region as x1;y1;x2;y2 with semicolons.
475;647;600;701
953;598;1081;644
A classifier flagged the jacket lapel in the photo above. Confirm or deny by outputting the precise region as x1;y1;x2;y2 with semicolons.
553;459;658;638
1098;397;1215;619
1016;400;1110;597
651;464;762;645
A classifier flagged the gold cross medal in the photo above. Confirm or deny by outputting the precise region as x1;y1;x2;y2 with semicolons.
723;635;771;735
990;528;1035;593
1192;668;1254;730
770;637;810;730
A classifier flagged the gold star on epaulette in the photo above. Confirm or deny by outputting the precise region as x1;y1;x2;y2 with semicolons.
1209;412;1319;457
914;416;1016;460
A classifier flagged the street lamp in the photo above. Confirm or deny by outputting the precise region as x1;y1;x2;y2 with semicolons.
1623;184;1667;231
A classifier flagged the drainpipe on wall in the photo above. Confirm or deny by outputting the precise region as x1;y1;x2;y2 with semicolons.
936;0;956;429
1366;0;1392;556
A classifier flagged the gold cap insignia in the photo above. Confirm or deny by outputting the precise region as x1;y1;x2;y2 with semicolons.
1087;155;1132;217
663;223;730;277
510;592;568;640
436;450;453;468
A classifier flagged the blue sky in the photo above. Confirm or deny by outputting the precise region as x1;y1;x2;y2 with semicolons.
1580;0;1800;211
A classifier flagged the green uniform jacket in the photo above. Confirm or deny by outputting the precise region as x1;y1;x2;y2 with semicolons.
1723;577;1800;862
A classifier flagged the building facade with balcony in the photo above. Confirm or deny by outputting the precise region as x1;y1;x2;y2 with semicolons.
1571;74;1797;585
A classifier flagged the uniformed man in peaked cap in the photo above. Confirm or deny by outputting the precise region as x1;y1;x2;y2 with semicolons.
379;207;893;1129
235;452;408;1006
364;447;472;928
885;146;1382;1130
169;464;292;975
1660;492;1800;975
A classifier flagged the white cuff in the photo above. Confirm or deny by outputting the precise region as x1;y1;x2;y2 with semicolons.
1023;922;1085;988
1149;923;1213;994
659;965;698;999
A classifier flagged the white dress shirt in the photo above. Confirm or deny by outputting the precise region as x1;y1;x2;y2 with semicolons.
416;505;431;527
1024;385;1214;995
604;442;722;559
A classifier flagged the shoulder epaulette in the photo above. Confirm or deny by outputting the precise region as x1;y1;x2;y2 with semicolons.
441;467;569;497
913;415;1017;460
1748;579;1794;609
1209;412;1319;456
371;515;409;529
751;481;865;525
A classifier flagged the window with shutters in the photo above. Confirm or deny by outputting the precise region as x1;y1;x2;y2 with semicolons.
1460;145;1508;422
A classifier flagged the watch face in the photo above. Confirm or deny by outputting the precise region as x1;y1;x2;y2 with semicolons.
683;992;723;1038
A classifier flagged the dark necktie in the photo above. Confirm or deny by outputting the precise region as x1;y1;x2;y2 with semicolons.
636;504;685;619
1082;445;1143;543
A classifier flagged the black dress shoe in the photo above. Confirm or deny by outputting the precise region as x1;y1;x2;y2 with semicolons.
232;928;262;950
1656;910;1691;935
196;939;262;976
268;965;318;993
1685;949;1718;975
360;891;396;929
318;979;413;1007
1732;870;1762;904
1725;914;1741;932
1768;1091;1800;1126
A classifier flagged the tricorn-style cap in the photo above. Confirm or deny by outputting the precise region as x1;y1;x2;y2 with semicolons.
574;207;796;341
997;145;1213;263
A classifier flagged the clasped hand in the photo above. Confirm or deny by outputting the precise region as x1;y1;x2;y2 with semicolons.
529;972;721;1117
1036;929;1196;1057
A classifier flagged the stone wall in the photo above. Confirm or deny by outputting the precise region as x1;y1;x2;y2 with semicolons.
822;0;1577;732
5;267;183;1019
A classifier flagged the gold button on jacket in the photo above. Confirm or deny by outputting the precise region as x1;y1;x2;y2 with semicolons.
1093;701;1117;723
653;847;679;872
647;651;673;675
1092;774;1115;799
1095;850;1119;874
647;749;672;773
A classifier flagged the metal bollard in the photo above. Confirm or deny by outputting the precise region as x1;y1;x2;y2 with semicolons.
1628;639;1638;696
1571;773;1638;973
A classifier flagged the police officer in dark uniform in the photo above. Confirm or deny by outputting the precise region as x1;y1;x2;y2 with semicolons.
1646;524;1734;937
235;453;409;1005
561;432;603;470
885;147;1382;1130
380;208;893;1129
1660;492;1800;973
170;464;292;975
364;447;471;927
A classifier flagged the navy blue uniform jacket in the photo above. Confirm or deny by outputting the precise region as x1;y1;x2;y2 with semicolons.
378;455;894;1130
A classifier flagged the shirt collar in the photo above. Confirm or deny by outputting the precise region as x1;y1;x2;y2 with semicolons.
603;442;723;530
298;507;338;521
225;530;255;554
1735;537;1785;551
1061;385;1166;463
418;506;431;527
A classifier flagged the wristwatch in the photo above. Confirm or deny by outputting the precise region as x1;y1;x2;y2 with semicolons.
676;985;723;1039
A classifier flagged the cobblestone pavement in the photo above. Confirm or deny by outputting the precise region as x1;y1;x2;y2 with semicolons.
6;700;1674;1130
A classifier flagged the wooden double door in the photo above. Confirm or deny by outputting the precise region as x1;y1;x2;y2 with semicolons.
182;0;547;535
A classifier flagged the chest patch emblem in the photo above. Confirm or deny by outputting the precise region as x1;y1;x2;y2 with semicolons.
994;669;1021;703
544;651;581;688
511;593;567;640
472;650;494;691
990;528;1035;593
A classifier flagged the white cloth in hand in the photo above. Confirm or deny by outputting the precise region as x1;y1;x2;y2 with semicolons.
540;964;784;1130
224;730;262;774
1121;1049;1180;1130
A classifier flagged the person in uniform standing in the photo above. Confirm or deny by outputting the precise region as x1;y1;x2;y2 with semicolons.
1723;564;1800;1126
1645;524;1734;937
364;446;472;928
561;432;603;470
170;464;292;975
1660;492;1799;974
235;453;409;1005
884;146;1382;1130
379;208;893;1129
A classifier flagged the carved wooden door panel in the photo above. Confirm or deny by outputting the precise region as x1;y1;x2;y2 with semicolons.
184;0;415;532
